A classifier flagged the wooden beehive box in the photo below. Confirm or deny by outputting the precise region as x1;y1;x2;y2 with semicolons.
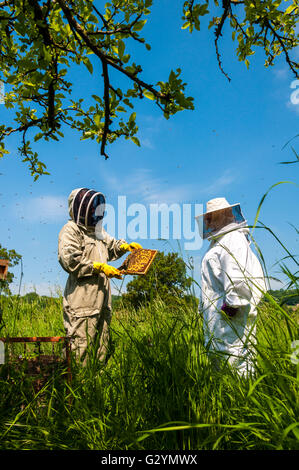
0;259;9;280
0;337;72;393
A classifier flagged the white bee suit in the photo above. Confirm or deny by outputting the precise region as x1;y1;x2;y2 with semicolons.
201;225;267;376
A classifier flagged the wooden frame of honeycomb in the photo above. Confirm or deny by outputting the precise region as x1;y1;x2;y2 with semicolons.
118;249;158;275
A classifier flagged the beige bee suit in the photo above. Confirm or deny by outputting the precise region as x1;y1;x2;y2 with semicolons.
58;188;126;363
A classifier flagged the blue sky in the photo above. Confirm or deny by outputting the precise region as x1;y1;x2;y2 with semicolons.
0;0;298;297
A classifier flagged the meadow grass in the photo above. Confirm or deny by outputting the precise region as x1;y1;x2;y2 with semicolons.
0;293;298;450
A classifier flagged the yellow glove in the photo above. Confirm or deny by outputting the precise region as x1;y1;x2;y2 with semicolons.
120;242;143;252
93;262;123;279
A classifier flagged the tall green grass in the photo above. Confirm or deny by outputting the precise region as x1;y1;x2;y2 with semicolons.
0;292;298;450
0;294;64;337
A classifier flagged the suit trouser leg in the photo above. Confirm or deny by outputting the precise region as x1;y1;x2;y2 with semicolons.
64;308;112;365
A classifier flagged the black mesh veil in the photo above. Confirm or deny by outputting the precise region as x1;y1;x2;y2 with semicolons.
72;188;105;228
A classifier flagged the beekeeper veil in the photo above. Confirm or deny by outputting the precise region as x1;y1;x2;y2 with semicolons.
68;188;105;230
196;198;248;241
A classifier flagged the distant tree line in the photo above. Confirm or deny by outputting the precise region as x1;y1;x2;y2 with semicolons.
1;242;298;311
264;289;299;307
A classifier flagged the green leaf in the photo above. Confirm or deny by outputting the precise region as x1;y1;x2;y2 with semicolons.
285;4;296;14
122;54;130;64
181;21;190;30
92;94;102;104
131;136;140;146
125;66;136;74
143;90;155;100
42;45;51;63
94;114;102;127
84;58;93;74
112;44;118;55
34;133;44;142
129;112;136;123
118;40;125;59
132;20;147;32
82;131;94;140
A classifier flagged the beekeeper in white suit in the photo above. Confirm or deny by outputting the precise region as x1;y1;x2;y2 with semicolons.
197;198;267;377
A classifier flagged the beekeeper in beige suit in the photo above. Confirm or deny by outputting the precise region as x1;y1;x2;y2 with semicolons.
58;188;141;364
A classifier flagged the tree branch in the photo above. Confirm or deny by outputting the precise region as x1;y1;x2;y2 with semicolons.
265;18;298;78
57;0;167;101
214;0;232;82
1;118;43;137
27;0;51;46
101;59;110;160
